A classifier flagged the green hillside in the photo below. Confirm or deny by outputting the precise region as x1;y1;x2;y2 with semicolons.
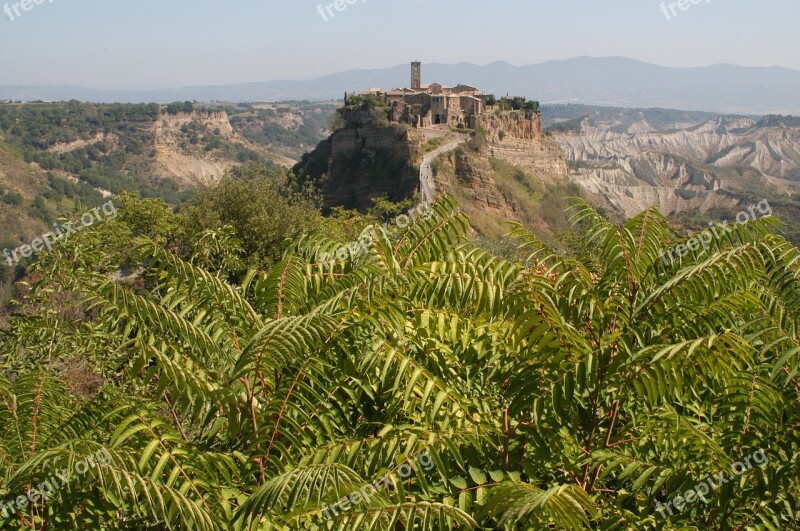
0;101;337;250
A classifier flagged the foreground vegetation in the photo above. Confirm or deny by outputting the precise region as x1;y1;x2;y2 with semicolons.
0;170;798;529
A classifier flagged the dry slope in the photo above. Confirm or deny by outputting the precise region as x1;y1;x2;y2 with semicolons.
555;115;800;218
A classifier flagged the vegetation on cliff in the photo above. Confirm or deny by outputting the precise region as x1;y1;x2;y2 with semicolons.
497;96;540;112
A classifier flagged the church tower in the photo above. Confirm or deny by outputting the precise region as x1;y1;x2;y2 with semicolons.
411;61;422;90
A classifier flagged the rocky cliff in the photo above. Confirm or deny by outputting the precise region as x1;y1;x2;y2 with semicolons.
554;115;800;218
153;110;295;186
430;129;572;240
293;105;422;211
293;104;571;240
478;111;542;142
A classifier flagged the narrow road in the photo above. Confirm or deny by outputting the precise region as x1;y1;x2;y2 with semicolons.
419;134;469;205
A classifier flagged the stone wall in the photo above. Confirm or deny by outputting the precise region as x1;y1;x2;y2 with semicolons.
487;137;568;180
478;111;542;142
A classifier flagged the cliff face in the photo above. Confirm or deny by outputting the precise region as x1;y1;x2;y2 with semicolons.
554;115;800;217
294;105;573;240
153;112;237;186
447;149;509;214
153;111;296;186
293;122;420;212
473;111;567;181
487;136;568;179
431;122;572;240
478;111;542;142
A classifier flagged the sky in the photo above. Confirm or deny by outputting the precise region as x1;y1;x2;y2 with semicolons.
0;0;798;89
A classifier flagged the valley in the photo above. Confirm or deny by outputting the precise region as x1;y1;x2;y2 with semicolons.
545;105;800;240
5;96;800;255
0;100;337;249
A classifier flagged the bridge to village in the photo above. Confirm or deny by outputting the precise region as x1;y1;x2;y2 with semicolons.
419;133;469;205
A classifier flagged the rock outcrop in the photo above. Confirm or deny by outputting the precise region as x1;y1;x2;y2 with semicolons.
294;103;572;239
478;111;542;142
153;110;295;186
293;123;420;212
487;137;568;179
430;123;572;239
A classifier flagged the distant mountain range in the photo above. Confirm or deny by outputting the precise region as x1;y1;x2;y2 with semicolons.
3;57;800;115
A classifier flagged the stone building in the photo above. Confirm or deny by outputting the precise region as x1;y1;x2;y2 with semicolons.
353;62;541;139
361;62;491;129
411;61;422;90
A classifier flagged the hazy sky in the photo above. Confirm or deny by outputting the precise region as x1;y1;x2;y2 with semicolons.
1;0;798;89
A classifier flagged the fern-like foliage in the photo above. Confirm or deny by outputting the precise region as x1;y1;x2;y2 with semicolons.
1;194;798;529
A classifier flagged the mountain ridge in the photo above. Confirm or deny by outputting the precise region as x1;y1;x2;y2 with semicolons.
4;57;800;114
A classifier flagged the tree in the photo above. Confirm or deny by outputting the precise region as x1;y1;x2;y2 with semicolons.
115;192;180;243
523;100;540;112
367;195;414;225
0;195;798;529
183;164;323;269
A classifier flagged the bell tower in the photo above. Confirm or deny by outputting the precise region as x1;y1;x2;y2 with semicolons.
411;61;422;90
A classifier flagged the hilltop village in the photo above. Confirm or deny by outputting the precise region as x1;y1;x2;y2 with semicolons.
352;61;541;135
